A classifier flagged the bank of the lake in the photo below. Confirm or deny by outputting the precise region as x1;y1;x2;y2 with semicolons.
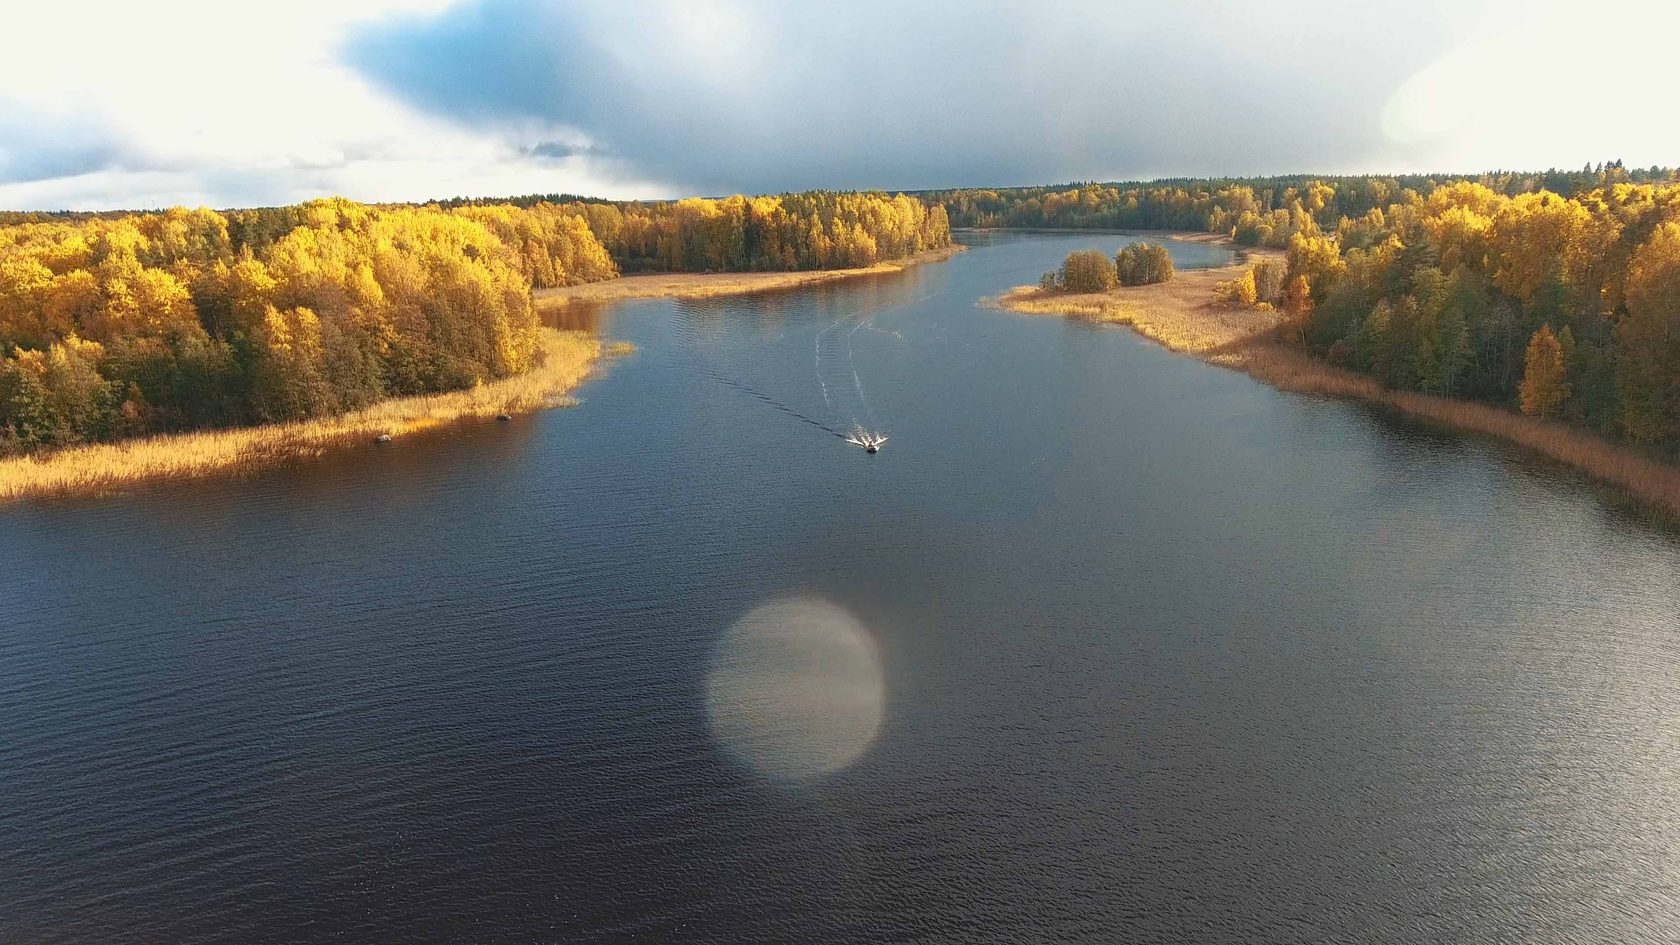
536;244;967;306
0;329;608;503
0;243;966;505
997;234;1680;520
995;234;1284;358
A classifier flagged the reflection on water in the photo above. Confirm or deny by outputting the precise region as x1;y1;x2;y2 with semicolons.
540;300;612;334
706;597;885;780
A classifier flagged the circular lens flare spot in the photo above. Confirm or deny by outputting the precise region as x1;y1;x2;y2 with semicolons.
706;597;885;781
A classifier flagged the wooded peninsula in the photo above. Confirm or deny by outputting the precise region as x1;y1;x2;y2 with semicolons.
0;192;952;496
975;164;1680;516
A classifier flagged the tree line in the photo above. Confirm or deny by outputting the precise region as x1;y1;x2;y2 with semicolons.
1241;181;1680;450
924;162;1676;249
0;191;952;453
442;191;952;273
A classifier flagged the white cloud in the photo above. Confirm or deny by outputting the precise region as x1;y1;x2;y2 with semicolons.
0;0;669;209
1381;0;1680;171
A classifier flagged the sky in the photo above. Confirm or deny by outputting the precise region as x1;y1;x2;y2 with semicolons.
3;0;1677;211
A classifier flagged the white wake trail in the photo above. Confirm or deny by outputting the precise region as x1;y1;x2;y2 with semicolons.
814;311;854;413
815;284;947;443
845;318;877;430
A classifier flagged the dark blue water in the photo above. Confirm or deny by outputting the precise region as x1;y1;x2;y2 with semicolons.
4;231;1678;943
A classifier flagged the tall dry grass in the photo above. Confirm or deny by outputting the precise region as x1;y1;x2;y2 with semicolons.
0;328;605;503
995;246;1286;356
997;245;1680;521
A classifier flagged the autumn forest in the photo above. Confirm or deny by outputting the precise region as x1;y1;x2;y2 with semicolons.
6;166;1680;469
934;165;1680;454
0;193;952;453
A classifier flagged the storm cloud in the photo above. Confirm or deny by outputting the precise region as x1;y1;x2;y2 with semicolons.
346;0;1450;194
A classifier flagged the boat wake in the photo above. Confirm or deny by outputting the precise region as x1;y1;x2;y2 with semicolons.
843;426;888;454
702;368;850;441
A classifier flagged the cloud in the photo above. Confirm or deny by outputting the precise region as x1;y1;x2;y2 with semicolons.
348;0;1453;194
0;0;666;209
1381;1;1680;172
8;0;1678;210
0;101;124;185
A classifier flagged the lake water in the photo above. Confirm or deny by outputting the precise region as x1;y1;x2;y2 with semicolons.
4;231;1678;943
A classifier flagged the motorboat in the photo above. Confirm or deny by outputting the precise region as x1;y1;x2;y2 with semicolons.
847;430;888;453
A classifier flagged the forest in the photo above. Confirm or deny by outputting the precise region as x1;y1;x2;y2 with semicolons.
923;162;1676;243
0;192;951;453
1277;179;1680;449
443;191;953;273
938;165;1680;453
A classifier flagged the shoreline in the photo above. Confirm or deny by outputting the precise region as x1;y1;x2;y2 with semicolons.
0;328;615;504
991;236;1283;357
993;238;1680;521
956;225;1233;242
535;244;967;306
2;242;962;505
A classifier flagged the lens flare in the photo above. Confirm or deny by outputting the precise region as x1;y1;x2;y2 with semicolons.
705;597;886;781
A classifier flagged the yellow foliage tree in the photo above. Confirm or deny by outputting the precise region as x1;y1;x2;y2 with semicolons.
1616;221;1680;440
1214;268;1258;307
1282;274;1313;342
1519;325;1570;416
1488;191;1593;303
1285;233;1344;301
1054;250;1117;292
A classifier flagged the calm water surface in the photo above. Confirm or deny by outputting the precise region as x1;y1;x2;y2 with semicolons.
4;232;1678;943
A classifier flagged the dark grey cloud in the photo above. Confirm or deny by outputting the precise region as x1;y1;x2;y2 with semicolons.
347;0;1454;194
525;140;597;161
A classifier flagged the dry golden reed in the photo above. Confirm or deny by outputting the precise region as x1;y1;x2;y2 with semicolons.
994;243;1287;356
998;237;1680;521
0;328;602;503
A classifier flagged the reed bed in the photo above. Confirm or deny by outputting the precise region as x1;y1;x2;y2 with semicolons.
997;249;1680;521
0;328;604;503
995;247;1285;356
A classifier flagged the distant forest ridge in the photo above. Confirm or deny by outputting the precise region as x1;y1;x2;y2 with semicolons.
7;161;1672;224
920;162;1678;231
